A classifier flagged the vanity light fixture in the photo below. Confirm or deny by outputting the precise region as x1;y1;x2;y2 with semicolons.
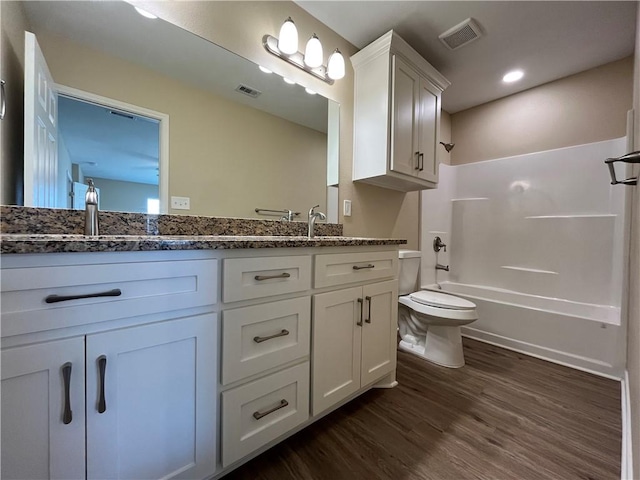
283;78;296;85
305;88;317;95
258;66;273;74
134;7;157;19
263;17;345;85
503;69;524;83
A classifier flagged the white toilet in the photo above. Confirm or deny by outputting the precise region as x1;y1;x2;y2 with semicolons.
397;250;478;368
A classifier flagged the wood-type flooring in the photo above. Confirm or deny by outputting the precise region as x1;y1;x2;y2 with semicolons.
224;338;621;480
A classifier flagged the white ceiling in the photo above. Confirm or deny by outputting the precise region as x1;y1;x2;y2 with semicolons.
296;1;638;113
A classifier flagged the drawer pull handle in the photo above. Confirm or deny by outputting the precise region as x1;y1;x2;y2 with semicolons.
253;399;289;420
357;298;363;326
254;329;290;343
61;362;73;425
353;264;374;270
254;273;291;281
97;355;107;414
365;296;372;323
45;288;122;304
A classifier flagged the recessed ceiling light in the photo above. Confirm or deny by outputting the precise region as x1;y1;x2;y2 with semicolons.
283;78;296;85
259;66;272;74
503;70;524;83
134;7;157;19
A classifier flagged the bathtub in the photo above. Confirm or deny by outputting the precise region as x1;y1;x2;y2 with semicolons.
423;282;625;379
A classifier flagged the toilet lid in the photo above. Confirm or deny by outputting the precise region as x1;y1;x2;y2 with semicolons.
409;291;476;310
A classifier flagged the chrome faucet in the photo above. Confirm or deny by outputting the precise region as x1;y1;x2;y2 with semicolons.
84;178;99;236
433;236;447;253
436;263;450;272
307;204;326;238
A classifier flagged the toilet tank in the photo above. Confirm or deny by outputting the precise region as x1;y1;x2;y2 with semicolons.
398;250;421;295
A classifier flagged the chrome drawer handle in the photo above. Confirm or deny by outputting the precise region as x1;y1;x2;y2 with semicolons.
45;288;122;304
352;264;374;270
254;273;291;281
254;329;290;343
253;399;289;420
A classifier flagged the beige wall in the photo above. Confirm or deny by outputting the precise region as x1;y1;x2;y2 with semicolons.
35;33;327;218
92;177;158;214
0;1;30;205
451;57;634;165
133;0;416;239
627;6;639;478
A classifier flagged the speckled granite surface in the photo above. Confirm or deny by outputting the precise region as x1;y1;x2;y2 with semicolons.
0;207;406;254
1;234;406;254
0;206;343;236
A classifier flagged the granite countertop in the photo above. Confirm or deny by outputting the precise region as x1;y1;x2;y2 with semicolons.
0;234;407;254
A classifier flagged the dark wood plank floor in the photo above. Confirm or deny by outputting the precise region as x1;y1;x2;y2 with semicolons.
224;338;621;480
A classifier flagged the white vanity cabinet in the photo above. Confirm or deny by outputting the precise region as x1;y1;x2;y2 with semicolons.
219;255;312;468
0;252;218;480
311;251;399;415
352;30;450;192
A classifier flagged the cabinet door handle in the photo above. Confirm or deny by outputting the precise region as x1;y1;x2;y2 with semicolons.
253;399;289;420
97;355;107;414
254;329;290;343
357;298;364;326
352;264;374;270
45;288;122;304
0;80;6;120
254;273;291;281
365;296;372;323
61;362;73;425
414;151;420;170
419;152;424;171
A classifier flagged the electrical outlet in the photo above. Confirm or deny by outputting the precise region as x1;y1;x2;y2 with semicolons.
343;199;352;217
171;196;190;210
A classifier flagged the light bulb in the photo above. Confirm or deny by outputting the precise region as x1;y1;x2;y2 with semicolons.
278;17;298;55
259;66;273;74
283;78;296;85
305;88;317;95
304;34;323;68
327;49;345;80
503;70;524;83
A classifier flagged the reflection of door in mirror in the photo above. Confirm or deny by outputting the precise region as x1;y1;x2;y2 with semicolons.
25;31;166;214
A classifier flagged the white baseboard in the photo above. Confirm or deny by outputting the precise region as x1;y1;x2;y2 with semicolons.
462;327;622;380
621;370;634;480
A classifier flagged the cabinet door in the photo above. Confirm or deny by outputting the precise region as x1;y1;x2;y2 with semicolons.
86;314;217;480
312;287;362;415
361;280;398;386
416;76;440;183
390;55;420;176
1;338;85;480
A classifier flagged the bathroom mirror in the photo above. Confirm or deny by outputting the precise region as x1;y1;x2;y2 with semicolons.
17;0;338;219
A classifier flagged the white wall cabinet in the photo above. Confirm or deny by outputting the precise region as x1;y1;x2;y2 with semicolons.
312;279;398;415
352;30;450;192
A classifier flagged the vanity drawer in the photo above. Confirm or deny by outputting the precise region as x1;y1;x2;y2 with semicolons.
221;362;309;467
314;251;398;288
223;256;311;303
221;297;311;385
1;259;218;337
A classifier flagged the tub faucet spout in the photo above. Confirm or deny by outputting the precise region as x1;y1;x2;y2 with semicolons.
436;263;449;272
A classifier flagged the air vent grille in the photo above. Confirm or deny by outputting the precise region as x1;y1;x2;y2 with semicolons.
439;18;483;50
235;84;262;98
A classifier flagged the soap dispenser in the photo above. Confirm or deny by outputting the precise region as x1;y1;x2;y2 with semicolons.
84;178;99;236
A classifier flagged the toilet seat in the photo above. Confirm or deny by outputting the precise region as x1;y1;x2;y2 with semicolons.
399;292;478;323
409;291;476;310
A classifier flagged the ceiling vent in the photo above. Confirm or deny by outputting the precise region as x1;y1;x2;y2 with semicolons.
439;18;483;51
235;84;262;98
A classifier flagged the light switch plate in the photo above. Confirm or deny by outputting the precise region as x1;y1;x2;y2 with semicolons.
171;196;190;210
343;199;352;217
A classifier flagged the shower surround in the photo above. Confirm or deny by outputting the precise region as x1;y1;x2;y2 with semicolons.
421;138;630;378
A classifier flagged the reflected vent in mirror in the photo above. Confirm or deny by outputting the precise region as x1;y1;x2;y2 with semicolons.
235;84;262;98
439;18;483;50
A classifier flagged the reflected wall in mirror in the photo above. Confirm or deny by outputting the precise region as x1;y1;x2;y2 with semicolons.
18;0;338;219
